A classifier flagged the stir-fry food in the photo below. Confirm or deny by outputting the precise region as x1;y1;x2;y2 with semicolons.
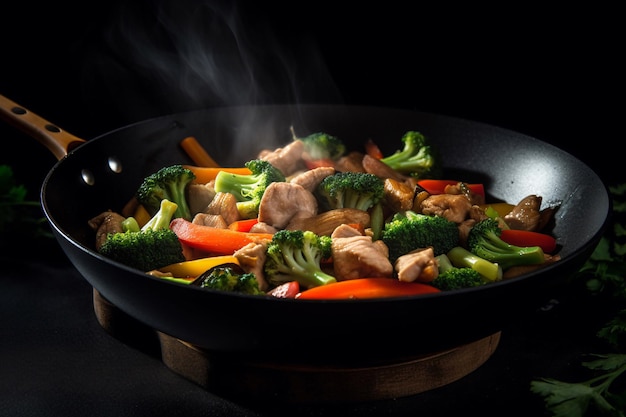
88;129;562;299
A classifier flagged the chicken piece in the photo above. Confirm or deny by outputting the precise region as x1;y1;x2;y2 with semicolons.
234;241;269;291
187;183;217;216
334;151;366;173
384;178;415;213
443;182;485;206
192;213;228;229
258;139;305;177
205;191;240;225
419;194;473;223
289;166;336;192
286;208;370;236
394;247;438;283
249;221;278;234
503;195;545;232
331;224;393;281
362;154;407;182
257;182;318;229
88;210;126;251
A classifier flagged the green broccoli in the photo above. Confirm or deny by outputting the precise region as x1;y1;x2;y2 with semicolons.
380;131;441;178
98;199;185;271
446;246;503;282
214;159;286;219
381;210;459;263
295;131;346;161
317;171;385;212
195;265;265;295
264;229;336;290
136;164;196;221
431;253;486;290
467;218;546;270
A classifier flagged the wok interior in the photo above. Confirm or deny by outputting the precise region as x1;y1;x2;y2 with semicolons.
44;104;608;259
40;105;610;355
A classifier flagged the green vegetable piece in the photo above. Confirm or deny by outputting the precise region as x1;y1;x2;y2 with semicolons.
135;164;196;221
264;229;336;289
214;159;286;219
317;171;384;212
381;210;459;263
467;218;545;270
379;131;441;179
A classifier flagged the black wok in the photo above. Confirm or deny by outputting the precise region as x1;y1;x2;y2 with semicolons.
0;94;610;362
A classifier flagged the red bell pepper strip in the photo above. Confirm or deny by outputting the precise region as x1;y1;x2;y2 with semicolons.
267;281;300;298
227;218;259;233
295;277;441;300
417;179;485;197
170;218;273;255
500;229;557;254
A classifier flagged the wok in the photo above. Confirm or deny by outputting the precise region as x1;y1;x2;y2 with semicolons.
0;94;610;362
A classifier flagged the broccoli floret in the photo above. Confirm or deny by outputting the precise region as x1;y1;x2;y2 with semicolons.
295;131;346;160
380;131;441;178
467;218;546;270
98;199;185;271
446;246;503;282
196;265;265;295
431;254;486;290
264;229;336;289
214;159;286;219
381;210;459;263
317;171;385;212
136;164;195;221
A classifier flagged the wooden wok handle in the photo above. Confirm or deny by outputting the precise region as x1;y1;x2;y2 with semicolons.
0;94;86;160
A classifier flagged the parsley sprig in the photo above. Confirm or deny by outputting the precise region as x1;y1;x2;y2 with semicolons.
531;183;626;417
0;164;53;240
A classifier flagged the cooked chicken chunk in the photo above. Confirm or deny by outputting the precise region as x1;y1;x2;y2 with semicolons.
187;183;216;216
362;154;407;182
257;182;318;229
88;210;126;251
289;166;336;192
258;139;305;177
503;194;544;231
204;192;240;225
419;194;473;223
234;242;269;291
331;224;393;280
286;208;370;236
384;178;415;213
192;213;228;229
334;151;366;173
394;247;438;283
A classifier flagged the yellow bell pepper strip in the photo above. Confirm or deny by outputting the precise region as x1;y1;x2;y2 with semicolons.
296;277;441;300
158;255;240;278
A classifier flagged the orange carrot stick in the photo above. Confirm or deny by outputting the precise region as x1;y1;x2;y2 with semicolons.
183;165;252;184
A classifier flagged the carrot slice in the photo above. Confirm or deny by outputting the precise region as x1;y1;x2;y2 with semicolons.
170;218;273;255
296;277;440;300
183;165;252;184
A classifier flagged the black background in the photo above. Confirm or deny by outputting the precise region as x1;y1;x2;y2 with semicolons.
1;2;623;416
1;2;622;191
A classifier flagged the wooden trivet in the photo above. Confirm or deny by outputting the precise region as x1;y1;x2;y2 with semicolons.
93;288;501;403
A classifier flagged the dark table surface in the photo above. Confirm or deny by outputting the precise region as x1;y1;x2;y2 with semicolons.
1;2;623;416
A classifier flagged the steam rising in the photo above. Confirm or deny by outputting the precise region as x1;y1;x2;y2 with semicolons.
81;0;341;125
